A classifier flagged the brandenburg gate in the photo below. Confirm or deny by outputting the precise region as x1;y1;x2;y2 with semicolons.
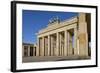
36;13;90;57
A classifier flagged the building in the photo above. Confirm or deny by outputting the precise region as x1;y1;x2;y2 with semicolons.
22;43;37;57
36;13;91;58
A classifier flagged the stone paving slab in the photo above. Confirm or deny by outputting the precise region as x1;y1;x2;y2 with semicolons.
22;56;91;63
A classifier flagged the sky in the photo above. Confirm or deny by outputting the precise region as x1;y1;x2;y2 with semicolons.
22;10;78;44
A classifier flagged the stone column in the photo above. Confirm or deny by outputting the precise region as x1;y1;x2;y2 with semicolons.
44;37;46;56
28;46;30;56
51;36;53;56
67;32;70;56
33;45;34;56
74;27;78;55
67;31;72;56
64;30;68;56
48;35;50;56
56;32;59;56
59;33;61;56
36;38;39;56
42;37;44;56
22;45;24;57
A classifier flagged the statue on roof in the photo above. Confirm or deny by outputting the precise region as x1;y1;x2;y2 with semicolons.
49;16;60;25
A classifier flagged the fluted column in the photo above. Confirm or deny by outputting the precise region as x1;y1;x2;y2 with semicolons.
56;32;59;56
28;46;30;56
36;38;39;56
22;45;24;57
41;37;44;56
64;30;68;56
51;36;53;56
59;33;61;56
67;32;70;56
48;35;50;56
74;27;78;55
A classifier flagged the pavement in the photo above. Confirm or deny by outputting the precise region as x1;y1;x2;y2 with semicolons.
22;55;91;63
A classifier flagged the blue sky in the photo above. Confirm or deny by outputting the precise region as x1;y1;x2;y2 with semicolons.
22;10;78;44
